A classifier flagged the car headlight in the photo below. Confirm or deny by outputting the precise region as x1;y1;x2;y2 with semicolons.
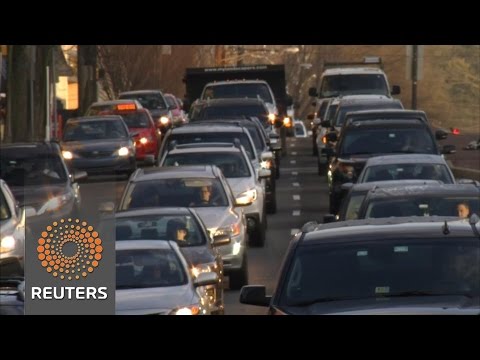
215;221;241;238
238;189;257;202
268;113;276;124
160;116;170;125
0;235;15;253
38;193;73;215
170;305;200;315
118;147;129;156
62;150;73;160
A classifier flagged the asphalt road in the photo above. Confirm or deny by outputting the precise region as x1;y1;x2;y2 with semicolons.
77;136;324;315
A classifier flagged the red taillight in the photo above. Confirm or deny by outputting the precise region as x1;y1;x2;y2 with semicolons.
452;128;460;135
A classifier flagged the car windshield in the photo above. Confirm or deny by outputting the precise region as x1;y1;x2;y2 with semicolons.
203;83;273;103
281;240;480;307
118;112;151;128
119;93;167;110
0;190;11;220
121;178;229;209
168;133;255;160
197;104;269;128
333;102;403;127
0;155;68;186
361;164;453;183
365;196;480;218
116;248;187;289
164;152;251;178
63;120;128;141
340;127;435;156
320;74;389;98
115;215;206;246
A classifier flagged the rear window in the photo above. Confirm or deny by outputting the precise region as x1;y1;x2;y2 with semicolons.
320;74;389;98
168;133;255;160
119;93;167;110
164;151;251;178
197;104;269;128
334;102;403;127
203;83;273;103
118;112;151;128
362;164;454;184
63;120;128;141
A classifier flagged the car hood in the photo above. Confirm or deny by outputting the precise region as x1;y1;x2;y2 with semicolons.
225;178;254;197
10;184;70;208
181;246;215;266
116;284;194;315
193;207;241;233
282;296;480;315
61;139;131;152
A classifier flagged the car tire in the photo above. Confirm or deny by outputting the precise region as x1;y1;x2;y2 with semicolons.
266;195;277;214
229;255;248;290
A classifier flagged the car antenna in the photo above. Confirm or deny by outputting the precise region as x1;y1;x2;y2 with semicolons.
442;220;450;235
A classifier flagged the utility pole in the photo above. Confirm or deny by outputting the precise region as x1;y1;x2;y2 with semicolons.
214;45;225;66
78;45;97;115
236;45;244;66
411;45;418;110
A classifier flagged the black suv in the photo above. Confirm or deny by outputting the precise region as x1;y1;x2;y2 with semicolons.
326;115;455;214
240;216;480;315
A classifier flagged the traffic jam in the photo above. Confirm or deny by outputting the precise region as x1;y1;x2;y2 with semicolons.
1;57;479;315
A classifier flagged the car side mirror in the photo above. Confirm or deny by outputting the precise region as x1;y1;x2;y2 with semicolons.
72;170;87;182
23;206;37;219
323;214;336;223
99;201;115;213
441;144;456;154
308;87;318;97
130;132;139;139
239;285;271;307
313;118;321;126
307;113;315;121
194;272;218;287
391;85;401;95
212;233;231;246
436;129;449;140
340;182;354;191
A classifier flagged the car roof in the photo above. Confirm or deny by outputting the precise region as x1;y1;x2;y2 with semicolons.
90;99;140;106
345;119;426;128
323;67;386;76
337;95;392;103
119;90;163;95
198;98;266;106
346;109;426;118
66;115;124;123
205;80;269;86
365;183;480;200
171;124;247;134
115;240;177;251
0;141;61;155
168;145;242;155
115;207;193;219
365;154;447;166
302;217;479;245
131;165;219;182
350;180;443;192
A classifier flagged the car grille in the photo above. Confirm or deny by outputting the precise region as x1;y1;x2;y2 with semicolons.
78;150;113;158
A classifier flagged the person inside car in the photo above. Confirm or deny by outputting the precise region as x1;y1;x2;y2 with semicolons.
457;202;471;219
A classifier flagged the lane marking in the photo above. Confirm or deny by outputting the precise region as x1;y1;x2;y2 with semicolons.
291;228;300;235
292;182;300;187
292;151;297;156
290;160;296;164
292;210;301;216
292;171;298;176
293;195;301;201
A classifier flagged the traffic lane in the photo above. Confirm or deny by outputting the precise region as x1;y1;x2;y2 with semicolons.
77;176;127;227
224;136;329;314
441;133;480;170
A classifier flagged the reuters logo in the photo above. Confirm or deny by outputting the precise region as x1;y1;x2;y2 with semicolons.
37;218;103;280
